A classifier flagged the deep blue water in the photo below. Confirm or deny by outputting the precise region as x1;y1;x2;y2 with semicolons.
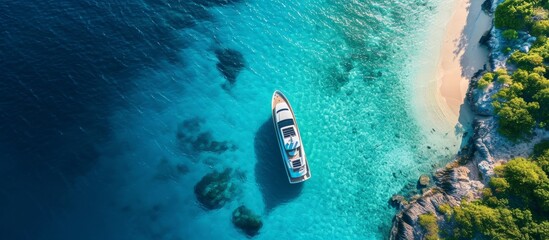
0;0;461;239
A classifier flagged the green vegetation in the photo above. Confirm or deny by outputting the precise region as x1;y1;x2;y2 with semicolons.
494;0;534;30
487;0;549;139
493;97;538;139
503;29;520;40
477;72;494;89
442;142;549;239
418;213;439;240
427;2;549;238
533;20;549;36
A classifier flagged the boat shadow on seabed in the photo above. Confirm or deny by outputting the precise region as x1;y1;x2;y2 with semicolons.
254;118;303;213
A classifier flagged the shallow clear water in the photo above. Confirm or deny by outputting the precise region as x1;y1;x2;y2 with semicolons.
1;0;461;239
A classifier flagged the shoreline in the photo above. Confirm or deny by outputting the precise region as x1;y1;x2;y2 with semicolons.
413;0;490;136
437;0;491;124
390;0;549;239
389;1;494;239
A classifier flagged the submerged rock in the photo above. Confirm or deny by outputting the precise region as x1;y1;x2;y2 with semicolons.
176;118;236;154
215;48;245;85
418;174;430;188
194;168;235;209
154;158;189;180
481;0;493;13
232;205;263;236
389;194;408;209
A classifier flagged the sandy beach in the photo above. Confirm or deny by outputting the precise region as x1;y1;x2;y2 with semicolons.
437;0;491;124
412;0;491;142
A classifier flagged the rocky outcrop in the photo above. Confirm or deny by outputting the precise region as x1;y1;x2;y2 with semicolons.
232;205;263;236
389;189;460;240
389;194;408;209
471;116;549;181
390;4;549;237
481;0;493;14
418;174;430;188
479;30;492;47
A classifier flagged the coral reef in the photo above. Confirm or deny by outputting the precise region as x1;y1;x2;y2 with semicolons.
194;168;236;209
232;205;263;236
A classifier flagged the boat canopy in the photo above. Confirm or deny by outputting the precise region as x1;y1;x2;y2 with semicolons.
285;136;300;150
284;136;300;156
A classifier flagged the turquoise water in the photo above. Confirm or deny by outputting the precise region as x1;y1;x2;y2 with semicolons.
100;0;457;239
1;0;462;239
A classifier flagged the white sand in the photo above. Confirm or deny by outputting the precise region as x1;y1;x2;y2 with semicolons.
412;0;491;143
437;0;491;124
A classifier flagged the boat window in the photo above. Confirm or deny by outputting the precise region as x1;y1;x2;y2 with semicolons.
276;108;289;113
291;159;302;168
278;119;294;128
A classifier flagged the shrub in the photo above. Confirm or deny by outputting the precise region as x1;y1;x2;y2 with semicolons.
510;51;544;70
498;75;513;84
534;143;549;176
438;203;452;215
490;177;511;195
504;157;549;205
452;202;524;239
494;97;538;139
534;185;549;211
533;20;549;36
522;72;549;100
495;68;509;76
478;72;494;89
418;213;439;240
495;0;535;30
534;140;549;157
533;66;547;74
504;158;546;189
503;29;520;40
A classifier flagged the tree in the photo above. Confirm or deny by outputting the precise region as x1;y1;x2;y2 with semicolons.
495;0;535;30
516;72;549;102
498;74;513;84
533;88;549;123
490;177;511;195
478;72;494;89
418;213;439;240
452;201;525;239
504;157;549;210
534;141;549;175
504;158;548;191
510;51;544;70
503;29;520;40
494;97;538;139
534;184;549;211
533;66;546;75
494;82;524;100
533;20;549;36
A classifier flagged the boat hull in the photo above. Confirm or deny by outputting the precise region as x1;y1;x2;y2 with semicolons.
271;90;311;184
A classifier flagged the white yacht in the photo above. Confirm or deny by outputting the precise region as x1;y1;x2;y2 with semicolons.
271;90;311;184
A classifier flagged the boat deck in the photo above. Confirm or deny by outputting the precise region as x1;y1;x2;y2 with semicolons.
272;92;300;160
272;90;311;184
289;167;311;183
272;92;286;109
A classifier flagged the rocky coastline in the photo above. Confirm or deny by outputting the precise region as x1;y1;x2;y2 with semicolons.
389;1;549;239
